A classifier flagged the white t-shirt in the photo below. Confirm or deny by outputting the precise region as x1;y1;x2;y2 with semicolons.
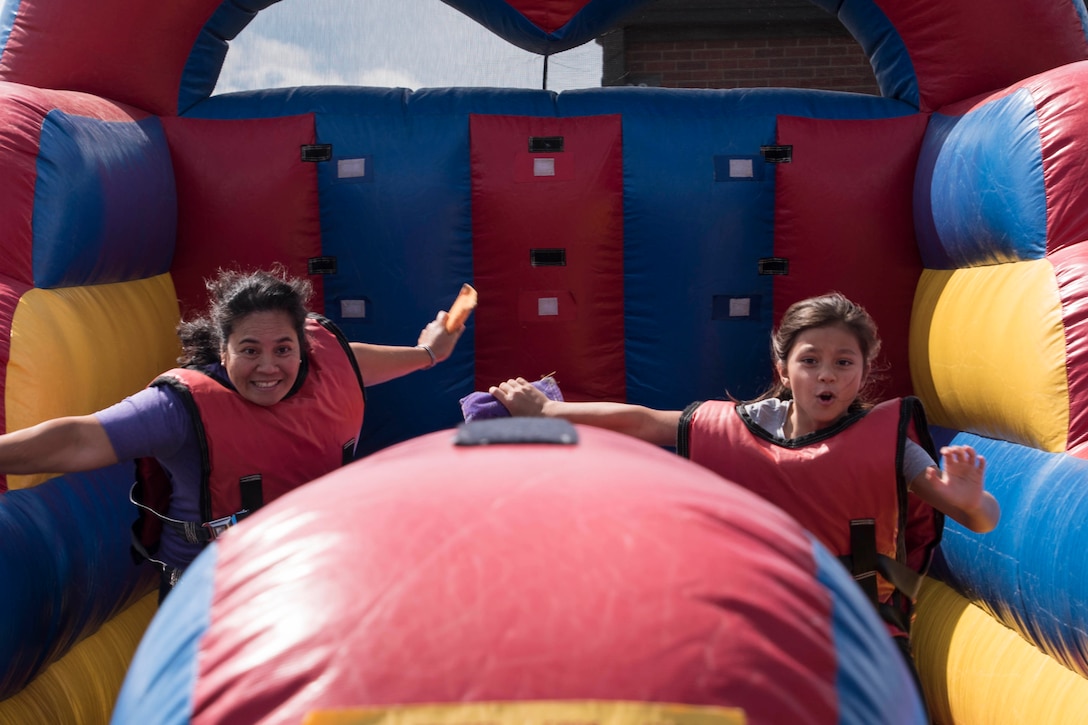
743;398;934;483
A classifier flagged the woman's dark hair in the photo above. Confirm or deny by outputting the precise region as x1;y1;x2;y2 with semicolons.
177;265;313;366
749;292;884;410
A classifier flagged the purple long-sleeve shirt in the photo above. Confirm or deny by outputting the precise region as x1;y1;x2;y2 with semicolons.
95;379;207;569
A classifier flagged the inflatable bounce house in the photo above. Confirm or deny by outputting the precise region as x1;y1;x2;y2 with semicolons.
114;420;931;724
1;0;1087;722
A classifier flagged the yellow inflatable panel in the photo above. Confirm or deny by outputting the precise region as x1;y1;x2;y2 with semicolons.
305;700;746;725
5;274;181;488
910;263;1068;452
0;593;157;725
913;579;1088;725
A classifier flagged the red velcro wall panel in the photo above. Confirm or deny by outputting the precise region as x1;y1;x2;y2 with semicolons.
470;114;625;401
161;114;323;317
773;113;929;400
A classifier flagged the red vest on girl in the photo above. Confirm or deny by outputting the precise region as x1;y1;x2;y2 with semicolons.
678;396;943;636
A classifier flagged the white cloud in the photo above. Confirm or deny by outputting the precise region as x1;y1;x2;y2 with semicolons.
213;0;600;95
216;34;349;93
355;68;424;90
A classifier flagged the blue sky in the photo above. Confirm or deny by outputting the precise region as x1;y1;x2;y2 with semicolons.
214;0;604;94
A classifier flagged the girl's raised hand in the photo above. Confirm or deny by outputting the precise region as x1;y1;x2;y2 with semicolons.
920;444;1000;533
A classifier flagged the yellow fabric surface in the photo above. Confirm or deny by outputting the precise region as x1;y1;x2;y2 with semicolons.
914;579;1088;724
910;263;1068;452
305;700;746;725
0;593;157;725
5;275;181;488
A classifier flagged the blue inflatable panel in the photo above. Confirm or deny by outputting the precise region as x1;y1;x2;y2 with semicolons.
0;465;157;697
1076;0;1088;37
33;112;176;288
812;539;928;724
0;0;17;61
190;85;561;121
177;0;269;112
439;0;650;55
933;432;1088;678
918;90;1046;268
617;102;778;406
559;85;917;121
111;543;216;725
912;112;954;268
315;98;478;453
837;0;919;108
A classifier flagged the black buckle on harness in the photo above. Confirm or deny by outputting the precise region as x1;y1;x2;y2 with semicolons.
840;518;924;603
849;519;880;603
202;512;246;540
199;475;263;541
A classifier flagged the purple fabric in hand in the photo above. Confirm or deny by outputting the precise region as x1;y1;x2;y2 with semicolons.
460;377;564;421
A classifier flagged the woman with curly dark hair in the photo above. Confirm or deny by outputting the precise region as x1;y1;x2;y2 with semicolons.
0;266;467;599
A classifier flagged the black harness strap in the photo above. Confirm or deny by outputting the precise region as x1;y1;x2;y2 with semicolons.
840;517;924;632
238;474;264;521
877;553;923;601
848;518;880;603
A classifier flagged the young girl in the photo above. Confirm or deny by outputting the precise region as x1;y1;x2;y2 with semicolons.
489;292;1000;667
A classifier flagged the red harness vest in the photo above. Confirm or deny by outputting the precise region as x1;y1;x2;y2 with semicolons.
678;396;943;636
132;316;365;552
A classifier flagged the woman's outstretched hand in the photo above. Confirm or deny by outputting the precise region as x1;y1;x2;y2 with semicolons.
417;310;463;363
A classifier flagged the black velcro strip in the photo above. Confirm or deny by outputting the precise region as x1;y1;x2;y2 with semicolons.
454;418;578;446
301;144;333;162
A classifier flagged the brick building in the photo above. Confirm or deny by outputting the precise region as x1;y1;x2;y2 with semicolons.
598;0;880;94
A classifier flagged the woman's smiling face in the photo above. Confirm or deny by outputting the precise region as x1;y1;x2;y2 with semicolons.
777;323;867;438
221;310;302;407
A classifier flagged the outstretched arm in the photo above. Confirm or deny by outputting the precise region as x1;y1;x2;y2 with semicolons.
351;309;465;386
0;415;119;475
489;377;681;447
910;445;1000;533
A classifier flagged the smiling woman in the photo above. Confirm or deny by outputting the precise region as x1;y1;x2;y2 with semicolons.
219;311;305;406
213;0;604;93
0;266;470;602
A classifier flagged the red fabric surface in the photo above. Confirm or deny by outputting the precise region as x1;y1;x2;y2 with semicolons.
1051;245;1088;453
160;114;323;318
504;0;593;33
773;113;929;400
193;426;844;725
0;0;222;115
1027;62;1088;257
470;113;625;401
876;0;1088;112
0;277;31;491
